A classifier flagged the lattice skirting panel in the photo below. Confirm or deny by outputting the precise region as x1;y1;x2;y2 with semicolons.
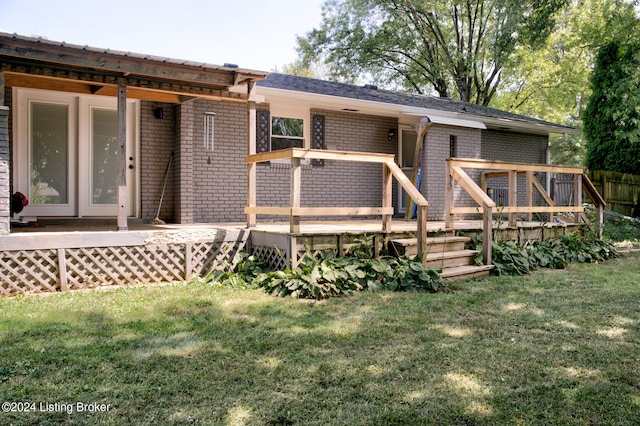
0;236;248;296
249;231;396;270
251;245;289;271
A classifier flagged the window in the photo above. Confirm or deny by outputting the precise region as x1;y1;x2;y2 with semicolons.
271;116;304;151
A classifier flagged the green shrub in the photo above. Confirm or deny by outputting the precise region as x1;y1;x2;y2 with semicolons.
206;252;269;289
473;233;620;276
253;249;444;300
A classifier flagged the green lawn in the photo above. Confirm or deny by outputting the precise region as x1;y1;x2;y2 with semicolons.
1;253;639;425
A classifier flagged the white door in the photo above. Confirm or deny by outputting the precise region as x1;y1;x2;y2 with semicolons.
14;88;139;218
78;96;137;217
398;127;417;214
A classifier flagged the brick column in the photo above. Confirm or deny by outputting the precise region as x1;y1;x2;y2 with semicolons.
174;101;194;223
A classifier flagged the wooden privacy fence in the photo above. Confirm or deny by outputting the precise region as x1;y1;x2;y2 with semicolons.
0;229;249;296
245;148;430;264
446;158;606;265
588;170;640;217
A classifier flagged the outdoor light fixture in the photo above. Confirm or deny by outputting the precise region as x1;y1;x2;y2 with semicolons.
388;129;396;140
203;112;216;151
153;106;164;119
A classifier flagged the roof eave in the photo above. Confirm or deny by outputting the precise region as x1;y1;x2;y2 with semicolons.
259;85;579;136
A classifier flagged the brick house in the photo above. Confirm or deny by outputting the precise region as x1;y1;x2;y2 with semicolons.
0;33;578;234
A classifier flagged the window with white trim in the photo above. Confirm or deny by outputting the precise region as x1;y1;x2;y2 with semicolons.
271;116;304;150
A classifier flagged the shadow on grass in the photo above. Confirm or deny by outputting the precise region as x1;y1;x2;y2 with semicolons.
0;256;639;425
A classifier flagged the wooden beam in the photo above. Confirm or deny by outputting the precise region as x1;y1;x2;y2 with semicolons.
531;174;556;222
449;158;584;174
0;35;265;88
244;148;395;164
508;170;517;226
526;171;534;222
449;166;496;208
247;82;257;227
116;84;128;231
244;206;395;216
574;174;583;223
417;205;428;265
57;249;68;292
451;206;583;214
4;72;252;104
445;161;455;229
384;161;428;207
382;163;393;232
483;204;493;266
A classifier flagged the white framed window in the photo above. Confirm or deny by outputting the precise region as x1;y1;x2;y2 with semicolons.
271;116;304;150
263;105;310;165
269;105;309;151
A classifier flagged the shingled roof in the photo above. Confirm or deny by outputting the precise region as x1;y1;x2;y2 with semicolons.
258;73;577;135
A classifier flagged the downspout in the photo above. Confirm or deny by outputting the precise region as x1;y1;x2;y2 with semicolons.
546;132;568;194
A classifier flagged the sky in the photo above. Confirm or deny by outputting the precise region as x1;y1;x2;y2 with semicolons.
0;0;325;72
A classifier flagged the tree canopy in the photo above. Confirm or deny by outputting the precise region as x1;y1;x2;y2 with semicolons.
297;0;569;106
584;39;640;174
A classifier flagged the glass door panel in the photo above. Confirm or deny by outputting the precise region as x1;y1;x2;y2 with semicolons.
78;96;137;217
30;103;69;205
91;108;118;205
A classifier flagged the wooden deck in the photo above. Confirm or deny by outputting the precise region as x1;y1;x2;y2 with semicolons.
0;218;582;296
6;217;579;237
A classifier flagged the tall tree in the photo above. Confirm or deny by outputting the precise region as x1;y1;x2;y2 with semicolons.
584;39;640;174
490;0;640;165
297;0;568;105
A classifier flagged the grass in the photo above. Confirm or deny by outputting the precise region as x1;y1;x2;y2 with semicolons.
1;254;639;425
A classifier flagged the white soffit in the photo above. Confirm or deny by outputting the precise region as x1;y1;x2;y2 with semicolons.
403;111;486;129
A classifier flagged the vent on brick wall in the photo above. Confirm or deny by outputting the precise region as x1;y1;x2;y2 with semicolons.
487;187;508;206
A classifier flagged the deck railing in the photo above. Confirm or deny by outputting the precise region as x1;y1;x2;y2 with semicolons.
245;148;430;262
446;158;606;265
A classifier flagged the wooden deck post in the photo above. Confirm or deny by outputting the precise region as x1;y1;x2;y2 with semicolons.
290;157;301;233
508;170;517;227
382;163;393;232
116;84;128;231
57;248;68;292
483;203;493;266
445;160;454;230
526;171;534;222
574;174;582;223
417;204;428;265
247;82;257;227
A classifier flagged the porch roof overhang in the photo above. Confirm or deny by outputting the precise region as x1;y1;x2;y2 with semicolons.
0;32;269;102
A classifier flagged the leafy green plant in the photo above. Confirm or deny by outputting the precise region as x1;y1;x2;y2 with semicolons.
254;240;445;299
490;240;533;276
526;239;567;269
206;252;269;289
554;232;619;263
473;232;620;276
254;251;365;299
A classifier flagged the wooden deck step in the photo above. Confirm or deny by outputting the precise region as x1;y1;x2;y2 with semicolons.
440;265;494;282
423;249;480;269
391;236;470;256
